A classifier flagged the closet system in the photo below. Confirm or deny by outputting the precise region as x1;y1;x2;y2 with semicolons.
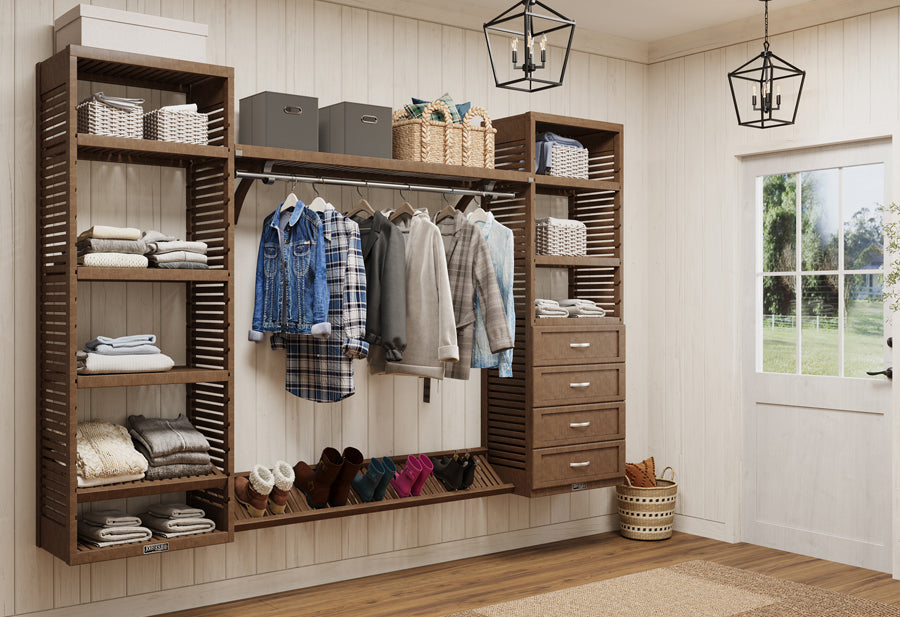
36;46;623;564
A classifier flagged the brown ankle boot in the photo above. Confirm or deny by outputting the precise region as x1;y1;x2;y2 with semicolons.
235;464;274;517
294;447;342;509
268;460;295;515
329;447;364;507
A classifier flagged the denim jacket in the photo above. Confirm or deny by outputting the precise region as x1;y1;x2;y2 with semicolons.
249;199;331;341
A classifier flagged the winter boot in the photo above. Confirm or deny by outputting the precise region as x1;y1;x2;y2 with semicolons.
268;460;295;515
390;454;423;498
329;447;364;507
352;457;385;503
432;454;464;491
460;453;478;490
235;464;274;517
294;447;342;508
410;453;433;496
372;457;397;501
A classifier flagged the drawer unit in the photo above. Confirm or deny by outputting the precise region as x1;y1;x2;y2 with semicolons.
531;364;625;407
533;402;625;448
532;441;625;490
532;325;624;366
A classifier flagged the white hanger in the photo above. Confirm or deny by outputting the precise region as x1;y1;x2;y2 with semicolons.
308;182;328;212
282;180;300;211
467;206;489;224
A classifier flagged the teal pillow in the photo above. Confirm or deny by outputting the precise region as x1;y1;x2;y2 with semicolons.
412;96;470;123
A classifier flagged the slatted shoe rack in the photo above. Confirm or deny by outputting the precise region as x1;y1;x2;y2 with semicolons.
36;46;235;564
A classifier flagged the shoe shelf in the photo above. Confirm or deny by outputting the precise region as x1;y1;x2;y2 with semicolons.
75;367;230;389
232;449;514;532
76;467;228;503
77;267;231;282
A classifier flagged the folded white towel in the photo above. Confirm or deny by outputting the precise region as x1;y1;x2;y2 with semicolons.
565;305;606;317
149;240;208;255
78;225;142;241
140;513;216;536
159;103;198;113
558;298;598;308
77;521;152;547
82;510;142;528
76;351;175;375
78;253;149;268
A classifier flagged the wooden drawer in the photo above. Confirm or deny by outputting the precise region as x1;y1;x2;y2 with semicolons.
532;441;625;489
533;402;625;448
533;325;624;366
531;364;625;407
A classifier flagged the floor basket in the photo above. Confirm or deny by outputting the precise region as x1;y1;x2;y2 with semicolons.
616;467;677;541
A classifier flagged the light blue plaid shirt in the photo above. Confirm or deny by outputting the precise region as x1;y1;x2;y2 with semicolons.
470;213;515;377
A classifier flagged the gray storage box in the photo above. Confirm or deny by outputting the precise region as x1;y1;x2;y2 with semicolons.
319;102;392;158
239;91;318;151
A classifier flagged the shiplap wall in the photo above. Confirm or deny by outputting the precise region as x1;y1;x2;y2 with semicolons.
3;1;649;615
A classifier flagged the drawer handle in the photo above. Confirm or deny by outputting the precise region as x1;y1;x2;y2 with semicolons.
361;114;379;124
569;461;591;468
283;105;303;115
569;421;591;428
569;382;591;388
569;342;591;348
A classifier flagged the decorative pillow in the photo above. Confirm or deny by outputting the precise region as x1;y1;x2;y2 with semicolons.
404;93;463;123
412;96;471;122
625;456;657;487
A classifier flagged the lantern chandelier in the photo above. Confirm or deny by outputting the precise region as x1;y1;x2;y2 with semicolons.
728;0;806;128
483;0;575;93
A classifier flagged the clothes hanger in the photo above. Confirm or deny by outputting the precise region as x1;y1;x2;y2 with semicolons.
283;179;300;211
467;201;490;224
389;188;415;223
346;185;375;219
308;181;328;212
433;192;458;223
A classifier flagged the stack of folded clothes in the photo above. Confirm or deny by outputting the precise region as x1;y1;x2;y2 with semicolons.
139;503;216;538
558;298;607;318
78;509;152;547
76;421;148;487
535;132;586;175
77;334;175;375
143;230;209;269
534;299;569;318
128;414;213;481
77;225;149;268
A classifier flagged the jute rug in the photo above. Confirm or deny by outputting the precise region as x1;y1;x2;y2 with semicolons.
441;560;900;617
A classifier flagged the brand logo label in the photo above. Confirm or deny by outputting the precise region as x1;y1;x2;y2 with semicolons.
571;483;587;491
143;542;169;554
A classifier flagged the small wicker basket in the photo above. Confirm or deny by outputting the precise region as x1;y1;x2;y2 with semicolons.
616;467;677;541
77;98;143;139
548;143;589;179
143;108;209;145
461;106;496;169
392;100;462;165
535;217;587;256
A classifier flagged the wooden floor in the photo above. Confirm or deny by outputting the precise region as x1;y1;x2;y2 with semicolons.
156;531;900;617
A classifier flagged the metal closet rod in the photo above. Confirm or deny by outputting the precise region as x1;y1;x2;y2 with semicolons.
235;170;517;199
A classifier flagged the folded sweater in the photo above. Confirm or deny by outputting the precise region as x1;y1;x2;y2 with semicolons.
78;253;149;268
76;421;149;480
85;334;157;349
78;225;142;241
76;351;174;374
153;261;210;270
77;238;147;255
149;240;208;255
76;472;145;487
134;441;211;467
143;462;213;481
127;413;210;458
148;251;208;264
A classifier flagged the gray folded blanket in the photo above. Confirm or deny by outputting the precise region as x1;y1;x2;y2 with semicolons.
143;462;213;481
140;512;215;536
85;334;156;349
134;441;211;467
82;509;142;528
77;238;148;255
127;413;210;458
152;261;210;270
77;520;152;547
146;503;206;519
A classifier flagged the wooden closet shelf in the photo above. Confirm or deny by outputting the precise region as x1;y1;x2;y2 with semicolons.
77;133;229;166
77;468;228;502
72;529;231;565
532;316;623;327
233;451;514;531
534;175;620;193
76;367;230;389
77;267;230;282
534;256;621;268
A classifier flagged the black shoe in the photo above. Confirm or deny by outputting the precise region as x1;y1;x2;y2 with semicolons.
459;453;477;490
432;455;464;491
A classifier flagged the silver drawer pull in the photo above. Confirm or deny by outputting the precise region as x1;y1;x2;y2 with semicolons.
569;461;590;468
569;342;591;348
569;382;591;388
569;421;591;428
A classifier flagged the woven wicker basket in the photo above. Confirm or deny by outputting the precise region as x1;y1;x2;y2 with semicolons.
392;100;463;165
535;217;587;256
548;143;589;179
77;98;143;139
616;467;677;541
461;106;496;168
143;108;209;144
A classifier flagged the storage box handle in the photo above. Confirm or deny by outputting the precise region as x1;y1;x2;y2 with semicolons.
361;115;378;124
283;105;303;116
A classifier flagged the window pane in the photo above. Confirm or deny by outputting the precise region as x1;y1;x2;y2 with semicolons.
801;274;839;376
800;169;839;271
843;163;884;270
762;173;797;272
845;273;884;379
762;275;797;373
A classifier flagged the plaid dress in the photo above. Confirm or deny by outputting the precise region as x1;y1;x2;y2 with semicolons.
271;204;368;402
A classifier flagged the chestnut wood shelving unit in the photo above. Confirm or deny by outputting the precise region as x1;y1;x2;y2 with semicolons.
36;45;235;565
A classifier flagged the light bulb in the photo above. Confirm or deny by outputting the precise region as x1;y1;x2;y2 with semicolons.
527;35;534;51
540;34;547;51
511;37;518;52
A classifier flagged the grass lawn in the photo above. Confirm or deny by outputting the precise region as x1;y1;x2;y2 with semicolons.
762;301;884;378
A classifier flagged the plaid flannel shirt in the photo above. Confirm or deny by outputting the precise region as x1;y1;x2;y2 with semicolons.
271;204;368;402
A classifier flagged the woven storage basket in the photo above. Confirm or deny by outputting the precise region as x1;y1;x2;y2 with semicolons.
77;98;143;139
392;100;462;165
548;143;589;179
616;467;677;541
535;217;587;256
143;108;209;144
461;106;496;169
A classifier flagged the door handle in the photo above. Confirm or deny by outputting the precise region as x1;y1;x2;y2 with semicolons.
866;367;893;379
569;343;591;348
569;461;590;468
569;382;591;388
569;421;591;428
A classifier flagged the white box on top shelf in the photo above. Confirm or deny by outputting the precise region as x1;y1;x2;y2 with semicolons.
54;4;208;63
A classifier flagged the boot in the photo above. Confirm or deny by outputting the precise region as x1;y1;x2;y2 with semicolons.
432;454;464;491
352;457;385;503
390;454;423;498
410;453;433;496
294;447;342;509
235;464;274;517
460;453;478;490
268;460;295;515
329;447;364;507
372;457;397;501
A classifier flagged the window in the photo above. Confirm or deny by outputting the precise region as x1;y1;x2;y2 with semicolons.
758;163;884;378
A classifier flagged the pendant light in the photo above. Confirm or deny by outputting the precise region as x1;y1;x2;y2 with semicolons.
483;0;575;93
728;0;805;128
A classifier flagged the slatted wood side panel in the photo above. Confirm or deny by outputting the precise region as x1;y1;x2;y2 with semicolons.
187;382;229;471
187;161;229;270
568;266;622;320
582;138;619;183
492;115;531;173
570;189;621;259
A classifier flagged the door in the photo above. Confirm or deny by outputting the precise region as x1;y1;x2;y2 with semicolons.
741;139;892;572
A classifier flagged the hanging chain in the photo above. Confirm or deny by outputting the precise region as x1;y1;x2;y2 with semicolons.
763;0;770;51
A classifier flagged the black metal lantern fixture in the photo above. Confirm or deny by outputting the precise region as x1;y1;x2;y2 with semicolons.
728;0;805;128
483;0;575;93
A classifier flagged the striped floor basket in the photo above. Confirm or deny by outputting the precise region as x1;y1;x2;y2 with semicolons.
616;467;677;541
